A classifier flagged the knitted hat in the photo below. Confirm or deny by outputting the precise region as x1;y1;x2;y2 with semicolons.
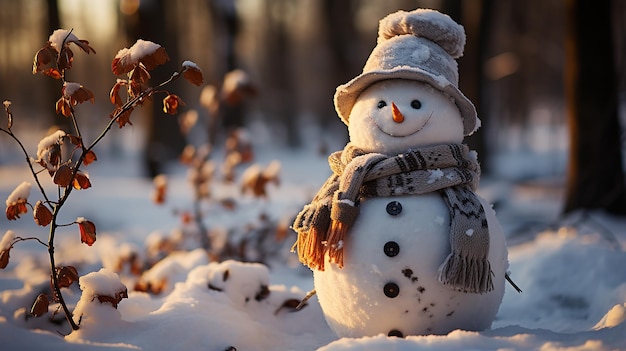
334;9;479;136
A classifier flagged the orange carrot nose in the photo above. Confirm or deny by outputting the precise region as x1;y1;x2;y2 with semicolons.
391;102;404;123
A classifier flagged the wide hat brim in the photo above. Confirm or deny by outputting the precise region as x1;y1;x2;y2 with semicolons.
334;67;478;136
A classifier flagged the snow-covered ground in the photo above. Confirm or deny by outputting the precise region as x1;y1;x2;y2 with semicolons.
1;134;625;350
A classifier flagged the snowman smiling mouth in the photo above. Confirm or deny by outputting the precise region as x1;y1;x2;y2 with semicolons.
374;110;433;137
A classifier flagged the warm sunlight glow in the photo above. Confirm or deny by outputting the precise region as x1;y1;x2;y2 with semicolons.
59;0;118;41
120;0;141;16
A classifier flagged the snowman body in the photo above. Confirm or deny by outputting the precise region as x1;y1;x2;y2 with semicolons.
311;79;508;338
314;193;507;337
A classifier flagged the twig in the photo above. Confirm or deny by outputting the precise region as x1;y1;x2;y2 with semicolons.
11;236;49;248
296;289;316;310
505;273;522;293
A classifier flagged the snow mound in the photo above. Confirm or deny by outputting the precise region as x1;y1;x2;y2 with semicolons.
67;256;333;350
71;269;129;332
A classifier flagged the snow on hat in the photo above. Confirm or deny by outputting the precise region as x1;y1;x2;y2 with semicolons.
334;8;479;136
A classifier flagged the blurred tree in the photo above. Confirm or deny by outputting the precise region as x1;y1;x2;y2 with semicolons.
208;0;245;131
124;0;186;177
321;0;358;126
443;0;492;172
45;0;70;131
564;0;626;214
258;0;298;147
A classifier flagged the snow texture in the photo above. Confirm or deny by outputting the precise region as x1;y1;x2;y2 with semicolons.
48;29;79;51
114;39;160;62
77;268;127;301
5;181;31;206
63;82;82;97
1;143;626;350
0;230;15;251
36;130;65;161
182;60;200;70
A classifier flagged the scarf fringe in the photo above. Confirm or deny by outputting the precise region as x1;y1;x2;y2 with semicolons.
291;203;331;271
326;220;347;268
438;253;494;293
292;226;327;271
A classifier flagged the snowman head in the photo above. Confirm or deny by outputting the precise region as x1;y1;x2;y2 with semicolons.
348;79;464;154
335;9;479;141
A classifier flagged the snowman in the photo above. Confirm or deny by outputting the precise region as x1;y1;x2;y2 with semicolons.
292;9;509;338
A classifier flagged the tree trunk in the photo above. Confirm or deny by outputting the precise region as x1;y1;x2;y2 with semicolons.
563;0;626;214
127;0;186;177
260;0;299;147
209;0;244;132
46;0;69;130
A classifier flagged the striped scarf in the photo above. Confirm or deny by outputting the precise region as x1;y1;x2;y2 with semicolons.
292;143;493;293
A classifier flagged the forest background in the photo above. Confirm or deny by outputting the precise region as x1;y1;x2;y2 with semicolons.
1;0;626;254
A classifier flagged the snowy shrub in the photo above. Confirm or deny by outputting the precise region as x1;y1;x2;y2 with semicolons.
147;68;288;266
207;260;271;307
72;269;128;327
1;29;203;331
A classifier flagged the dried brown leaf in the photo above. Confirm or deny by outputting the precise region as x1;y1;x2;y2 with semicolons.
274;298;303;315
41;143;63;173
77;218;96;246
6;201;28;221
96;288;128;308
240;163;280;199
57;47;74;70
33;200;53;227
179;145;196;165
162;94;185;115
182;63;204;86
140;46;169;71
73;171;91;190
0;249;10;269
66;134;82;147
134;279;166;295
5;102;13;129
129;80;142;99
53;164;73;187
32;45;57;75
178;110;198;135
180;211;193;225
56;266;79;288
42;68;62;80
130;65;151;84
111;54;133;76
63;84;95;105
55;97;72;117
111;41;168;75
71;39;96;55
152;175;168;205
112;107;134;128
83;150;97;165
109;80;127;107
220;198;237;211
30;294;50;317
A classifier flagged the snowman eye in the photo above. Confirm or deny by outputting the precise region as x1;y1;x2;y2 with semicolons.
411;100;422;109
377;101;387;109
